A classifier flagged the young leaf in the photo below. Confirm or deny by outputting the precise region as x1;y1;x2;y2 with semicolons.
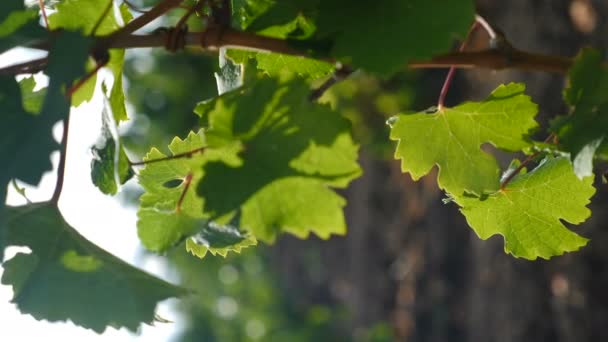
455;157;594;260
90;105;134;195
186;221;257;258
388;83;538;196
552;49;608;170
1;202;185;332
316;0;474;75
194;76;361;242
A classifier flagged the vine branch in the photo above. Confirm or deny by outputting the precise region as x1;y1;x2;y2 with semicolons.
130;147;206;166
1;12;585;78
51;113;71;204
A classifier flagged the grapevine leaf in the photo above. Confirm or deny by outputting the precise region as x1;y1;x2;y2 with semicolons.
227;5;333;79
455;157;594;260
1;202;185;332
19;76;46;114
90;105;134;195
552;49;608;168
137;130;257;256
49;0;132;116
1;32;89;256
194;76;361;242
186;221;257;258
0;1;45;53
0;31;87;194
227;49;333;80
316;0;474;75
232;0;317;31
388;83;538;196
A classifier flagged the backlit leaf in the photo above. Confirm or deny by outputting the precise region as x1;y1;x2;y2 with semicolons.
389;83;538;196
455;157;594;260
194;75;361;242
1;202;185;332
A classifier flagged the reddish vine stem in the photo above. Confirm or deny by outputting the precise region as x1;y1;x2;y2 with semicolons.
437;20;480;110
38;0;49;29
65;61;107;97
51;113;72;204
130;147;206;166
176;172;193;213
500;133;557;189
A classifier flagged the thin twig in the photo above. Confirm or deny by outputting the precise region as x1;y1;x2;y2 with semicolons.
309;64;353;101
51;114;72;204
176;172;193;213
106;0;184;44
130;147;206;166
437;20;480;110
0;57;48;75
39;0;49;29
66;62;106;97
500;133;556;189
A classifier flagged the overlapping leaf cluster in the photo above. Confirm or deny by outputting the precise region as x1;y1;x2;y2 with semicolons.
3;0;607;335
389;80;596;259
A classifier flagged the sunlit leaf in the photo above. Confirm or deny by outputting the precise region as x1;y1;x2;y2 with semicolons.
389;83;538;196
455;157;594;260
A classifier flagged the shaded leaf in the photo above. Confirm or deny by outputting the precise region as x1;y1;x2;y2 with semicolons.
456;157;593;260
552;49;608;163
0;1;46;54
90;104;134;195
1;202;185;332
137;130;257;256
316;0;474;75
389;83;538;196
194;76;361;242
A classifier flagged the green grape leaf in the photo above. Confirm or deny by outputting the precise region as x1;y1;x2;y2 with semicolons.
227;3;333;79
1;202;185;332
194;76;361;242
18;76;46;114
455;157;594;260
232;0;317;31
137;130;257;256
185;221;257;258
227;49;333;80
316;0;474;75
90;104;134;195
0;3;46;54
552;49;608;169
49;0;132;116
388;83;538;196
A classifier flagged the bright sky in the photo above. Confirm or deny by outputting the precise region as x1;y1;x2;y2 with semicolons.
1;48;184;341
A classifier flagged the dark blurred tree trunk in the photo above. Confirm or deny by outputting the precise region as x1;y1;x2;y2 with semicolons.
272;1;608;341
